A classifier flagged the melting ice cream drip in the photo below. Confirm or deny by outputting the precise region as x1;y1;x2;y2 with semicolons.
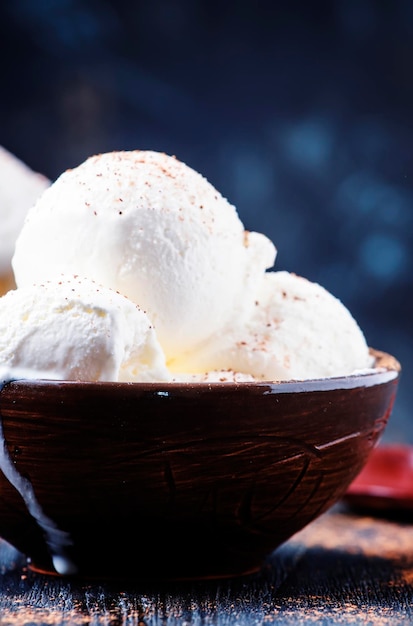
0;375;77;575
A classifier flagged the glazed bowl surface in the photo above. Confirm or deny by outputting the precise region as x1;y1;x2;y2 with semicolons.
0;349;400;581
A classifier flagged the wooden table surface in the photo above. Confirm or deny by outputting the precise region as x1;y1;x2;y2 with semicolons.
0;502;412;625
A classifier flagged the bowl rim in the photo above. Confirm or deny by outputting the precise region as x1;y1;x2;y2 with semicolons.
1;348;400;395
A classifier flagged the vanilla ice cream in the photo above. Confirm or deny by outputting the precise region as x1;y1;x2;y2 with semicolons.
8;149;375;384
169;271;374;380
12;150;276;361
0;277;170;382
0;146;49;294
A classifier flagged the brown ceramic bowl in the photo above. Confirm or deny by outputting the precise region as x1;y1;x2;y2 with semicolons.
0;349;400;581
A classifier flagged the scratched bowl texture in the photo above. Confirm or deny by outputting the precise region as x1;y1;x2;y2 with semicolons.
0;349;400;581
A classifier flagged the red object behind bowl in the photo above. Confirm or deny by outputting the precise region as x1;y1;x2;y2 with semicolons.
345;445;413;512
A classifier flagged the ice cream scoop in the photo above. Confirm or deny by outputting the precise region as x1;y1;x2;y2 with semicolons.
12;150;276;362
0;277;170;382
0;146;49;293
170;271;374;380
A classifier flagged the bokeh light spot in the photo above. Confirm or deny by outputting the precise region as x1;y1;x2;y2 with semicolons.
281;119;334;172
335;172;412;225
359;233;408;280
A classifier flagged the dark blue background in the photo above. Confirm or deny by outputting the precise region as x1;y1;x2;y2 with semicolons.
1;0;411;440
